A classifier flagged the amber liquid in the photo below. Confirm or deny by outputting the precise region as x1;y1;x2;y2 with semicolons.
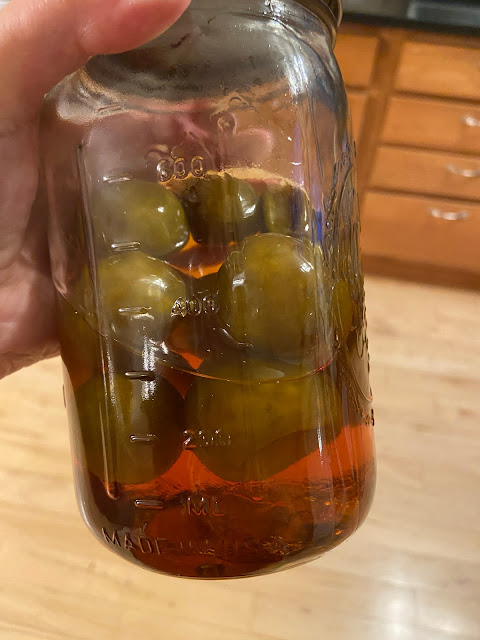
61;296;375;579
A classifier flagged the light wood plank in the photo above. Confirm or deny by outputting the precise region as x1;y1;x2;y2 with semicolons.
0;276;479;639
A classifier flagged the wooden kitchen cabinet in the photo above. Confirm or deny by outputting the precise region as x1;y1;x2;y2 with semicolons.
335;34;379;88
382;96;480;155
395;42;480;102
362;191;480;273
337;24;480;286
371;146;480;201
347;90;367;141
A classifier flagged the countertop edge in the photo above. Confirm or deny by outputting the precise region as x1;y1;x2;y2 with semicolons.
342;11;480;38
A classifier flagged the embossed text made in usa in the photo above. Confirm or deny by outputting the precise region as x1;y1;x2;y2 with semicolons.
102;529;296;558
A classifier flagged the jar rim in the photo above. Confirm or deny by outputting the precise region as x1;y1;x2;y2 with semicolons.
298;0;343;43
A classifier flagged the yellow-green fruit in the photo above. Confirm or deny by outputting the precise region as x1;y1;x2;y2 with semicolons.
217;233;330;359
92;179;190;258
259;183;310;238
181;173;259;245
75;374;184;485
185;355;343;481
97;251;186;348
57;293;99;390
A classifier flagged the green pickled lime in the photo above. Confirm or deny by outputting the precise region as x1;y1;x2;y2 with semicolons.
97;251;186;348
75;374;184;485
93;179;190;258
185;354;342;481
178;173;259;245
217;233;331;360
259;182;310;238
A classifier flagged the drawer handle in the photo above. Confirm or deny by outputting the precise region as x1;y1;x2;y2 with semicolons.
462;115;480;128
446;164;480;178
429;208;470;222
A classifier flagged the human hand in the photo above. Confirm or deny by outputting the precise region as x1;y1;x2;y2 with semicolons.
0;0;190;378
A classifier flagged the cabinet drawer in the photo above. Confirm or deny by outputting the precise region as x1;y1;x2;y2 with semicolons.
347;91;367;140
361;191;480;273
336;35;379;88
382;97;480;155
395;42;480;101
371;146;480;201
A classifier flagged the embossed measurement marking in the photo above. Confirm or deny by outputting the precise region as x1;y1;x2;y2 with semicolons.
118;307;151;316
129;434;158;444
124;371;156;382
157;155;205;182
97;103;124;115
102;172;133;183
111;241;141;252
135;499;165;510
171;294;219;318
182;429;231;450
132;495;225;517
186;495;225;517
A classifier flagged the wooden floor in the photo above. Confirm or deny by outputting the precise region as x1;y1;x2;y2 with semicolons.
0;275;479;640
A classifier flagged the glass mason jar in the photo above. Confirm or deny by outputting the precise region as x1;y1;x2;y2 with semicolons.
42;0;375;579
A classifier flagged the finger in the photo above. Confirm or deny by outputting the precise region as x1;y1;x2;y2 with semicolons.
0;0;191;125
0;0;189;266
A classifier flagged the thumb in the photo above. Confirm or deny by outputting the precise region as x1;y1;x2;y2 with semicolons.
0;0;190;125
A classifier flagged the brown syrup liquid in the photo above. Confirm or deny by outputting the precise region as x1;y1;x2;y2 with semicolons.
61;293;375;579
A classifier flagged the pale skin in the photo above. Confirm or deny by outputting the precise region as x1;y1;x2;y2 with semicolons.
0;0;192;378
0;0;276;380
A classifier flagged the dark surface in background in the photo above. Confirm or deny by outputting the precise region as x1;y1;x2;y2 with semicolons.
341;0;480;36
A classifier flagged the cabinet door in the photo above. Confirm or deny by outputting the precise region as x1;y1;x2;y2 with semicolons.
371;146;480;201
395;42;480;101
382;97;480;155
362;191;480;273
347;91;367;140
335;34;379;88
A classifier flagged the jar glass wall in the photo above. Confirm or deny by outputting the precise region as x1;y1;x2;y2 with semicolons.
43;0;375;578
